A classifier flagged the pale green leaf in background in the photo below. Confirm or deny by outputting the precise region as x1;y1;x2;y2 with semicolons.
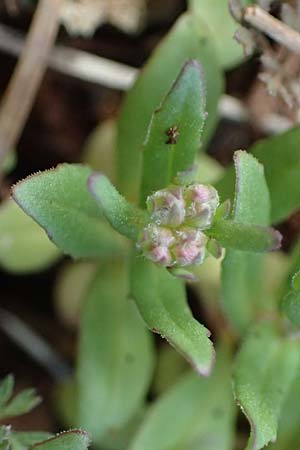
54;380;144;450
195;153;224;185
130;257;214;377
129;344;235;450
189;0;245;69
12;164;125;259
54;261;97;329
152;344;188;396
233;321;300;450
252;127;300;224
3;151;17;175
0;200;60;273
82;119;116;183
117;12;223;203
76;260;154;445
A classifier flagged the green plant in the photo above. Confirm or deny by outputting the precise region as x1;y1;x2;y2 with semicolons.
2;2;300;450
0;375;90;450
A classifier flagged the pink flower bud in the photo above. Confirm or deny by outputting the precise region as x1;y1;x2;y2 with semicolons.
184;184;219;229
146;186;185;227
172;228;207;267
137;224;175;267
147;246;172;266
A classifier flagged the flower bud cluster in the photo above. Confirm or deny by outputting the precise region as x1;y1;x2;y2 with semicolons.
137;183;219;269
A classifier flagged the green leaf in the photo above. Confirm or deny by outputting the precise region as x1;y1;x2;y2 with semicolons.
281;267;300;328
55;380;144;450
0;426;10;450
152;345;188;396
129;344;235;450
282;290;300;327
130;256;214;376
76;261;154;445
88;173;147;241
0;426;10;441
0;375;14;409
117;12;223;203
0;200;60;273
0;388;41;420
195;153;224;185
189;0;244;69
31;431;90;450
217;127;300;224
292;269;300;290
0;376;41;421
9;432;52;450
208;219;281;252
140;60;206;204
12;164;125;259
268;370;300;450
221;151;276;333
82;119;116;183
252;127;300;224
233;321;300;450
54;261;96;328
3;151;17;175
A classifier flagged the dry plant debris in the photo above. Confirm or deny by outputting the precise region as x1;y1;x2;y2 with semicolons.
60;0;147;36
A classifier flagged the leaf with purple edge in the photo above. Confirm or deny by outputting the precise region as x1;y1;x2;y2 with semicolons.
130;256;215;377
207;219;282;253
12;164;125;259
88;172;148;241
140;59;207;204
117;12;223;203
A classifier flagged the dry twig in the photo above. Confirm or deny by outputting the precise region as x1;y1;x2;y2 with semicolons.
243;4;300;54
0;0;62;170
0;18;294;139
0;307;71;380
0;24;138;95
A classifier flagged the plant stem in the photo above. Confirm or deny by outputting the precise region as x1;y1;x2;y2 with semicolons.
243;5;300;54
0;0;62;171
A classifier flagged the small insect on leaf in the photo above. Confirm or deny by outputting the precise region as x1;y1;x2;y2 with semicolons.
165;126;179;145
